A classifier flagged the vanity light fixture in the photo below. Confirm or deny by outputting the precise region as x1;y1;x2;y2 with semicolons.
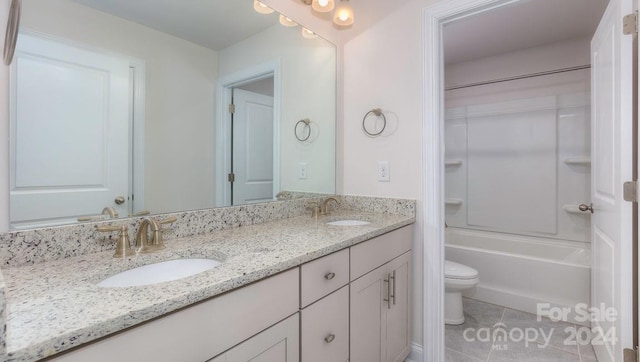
279;14;298;27
253;0;274;14
301;27;318;39
312;0;335;13
333;0;354;27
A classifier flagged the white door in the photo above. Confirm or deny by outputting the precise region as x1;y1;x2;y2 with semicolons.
10;33;130;228
590;0;634;360
231;89;274;205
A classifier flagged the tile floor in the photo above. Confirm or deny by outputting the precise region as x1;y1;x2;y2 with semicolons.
445;298;598;361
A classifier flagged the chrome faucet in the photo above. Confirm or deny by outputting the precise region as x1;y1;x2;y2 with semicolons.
321;197;340;215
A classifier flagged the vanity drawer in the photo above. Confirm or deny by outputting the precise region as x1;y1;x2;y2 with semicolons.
350;225;412;281
301;248;349;307
301;285;349;362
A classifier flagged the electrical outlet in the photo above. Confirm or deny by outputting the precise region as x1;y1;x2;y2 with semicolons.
378;161;390;182
299;162;308;179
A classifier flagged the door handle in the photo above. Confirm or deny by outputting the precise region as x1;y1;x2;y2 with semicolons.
383;274;391;309
390;270;396;305
578;203;594;214
114;196;126;205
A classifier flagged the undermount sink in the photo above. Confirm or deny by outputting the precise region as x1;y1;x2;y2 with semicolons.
97;258;222;288
326;219;371;226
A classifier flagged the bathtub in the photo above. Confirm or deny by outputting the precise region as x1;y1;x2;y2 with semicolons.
445;228;591;325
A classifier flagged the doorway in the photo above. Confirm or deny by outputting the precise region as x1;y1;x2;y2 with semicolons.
423;0;635;361
214;62;281;207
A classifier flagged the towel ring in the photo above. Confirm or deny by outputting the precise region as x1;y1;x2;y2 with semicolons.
3;0;21;66
295;119;311;141
362;108;386;137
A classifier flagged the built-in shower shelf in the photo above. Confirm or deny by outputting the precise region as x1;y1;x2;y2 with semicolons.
564;158;591;166
562;205;589;215
445;199;463;206
445;160;463;167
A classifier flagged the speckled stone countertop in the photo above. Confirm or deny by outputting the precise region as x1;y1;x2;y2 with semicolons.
1;210;414;362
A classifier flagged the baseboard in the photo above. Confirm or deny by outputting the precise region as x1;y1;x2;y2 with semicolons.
404;342;423;362
465;285;590;326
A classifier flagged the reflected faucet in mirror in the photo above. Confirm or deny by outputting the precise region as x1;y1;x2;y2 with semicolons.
77;207;120;222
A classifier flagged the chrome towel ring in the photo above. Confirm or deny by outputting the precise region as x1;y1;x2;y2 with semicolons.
295;118;311;141
362;108;386;137
3;0;21;66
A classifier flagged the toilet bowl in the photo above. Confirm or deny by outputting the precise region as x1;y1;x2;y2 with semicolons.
444;260;479;325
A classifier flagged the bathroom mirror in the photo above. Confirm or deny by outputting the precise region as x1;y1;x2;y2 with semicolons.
9;0;336;229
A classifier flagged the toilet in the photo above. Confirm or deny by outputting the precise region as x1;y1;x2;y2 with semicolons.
444;260;479;325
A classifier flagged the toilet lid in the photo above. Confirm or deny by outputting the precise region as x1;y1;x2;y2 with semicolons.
445;260;478;279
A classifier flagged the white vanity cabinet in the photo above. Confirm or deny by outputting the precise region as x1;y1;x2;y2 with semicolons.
50;269;299;362
46;225;413;362
350;226;412;362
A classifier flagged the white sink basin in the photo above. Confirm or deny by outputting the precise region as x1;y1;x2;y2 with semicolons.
326;219;371;226
97;258;222;288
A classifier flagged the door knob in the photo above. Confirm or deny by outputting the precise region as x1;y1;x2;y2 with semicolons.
114;196;126;205
578;203;594;214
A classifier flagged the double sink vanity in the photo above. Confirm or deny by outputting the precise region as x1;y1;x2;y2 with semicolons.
0;195;415;362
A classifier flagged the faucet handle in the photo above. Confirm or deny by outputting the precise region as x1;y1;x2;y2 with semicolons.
96;224;135;258
307;201;321;219
148;216;177;249
157;216;177;225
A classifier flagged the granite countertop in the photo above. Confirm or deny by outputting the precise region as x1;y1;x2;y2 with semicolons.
1;210;414;362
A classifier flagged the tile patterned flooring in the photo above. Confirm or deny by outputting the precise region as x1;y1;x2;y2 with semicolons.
445;298;598;361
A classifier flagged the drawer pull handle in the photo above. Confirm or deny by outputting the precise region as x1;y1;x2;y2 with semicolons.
324;272;336;280
324;334;336;343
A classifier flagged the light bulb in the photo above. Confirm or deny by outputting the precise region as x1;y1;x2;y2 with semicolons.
333;0;354;26
253;0;274;15
279;14;298;27
301;27;318;39
312;0;334;13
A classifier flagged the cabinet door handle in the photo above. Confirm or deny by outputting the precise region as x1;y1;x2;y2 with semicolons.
324;272;336;280
383;274;391;309
324;334;336;343
390;270;396;305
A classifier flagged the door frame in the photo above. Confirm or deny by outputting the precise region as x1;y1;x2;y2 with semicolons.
214;61;281;207
421;0;569;360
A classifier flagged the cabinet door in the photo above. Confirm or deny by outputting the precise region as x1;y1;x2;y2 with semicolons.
385;252;411;362
209;313;299;362
301;286;349;362
350;264;388;362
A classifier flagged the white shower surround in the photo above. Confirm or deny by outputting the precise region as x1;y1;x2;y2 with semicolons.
446;227;591;325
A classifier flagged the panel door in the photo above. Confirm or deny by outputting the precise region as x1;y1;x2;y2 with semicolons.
590;0;635;360
232;89;274;205
385;252;411;362
209;313;299;362
350;263;388;362
10;33;130;228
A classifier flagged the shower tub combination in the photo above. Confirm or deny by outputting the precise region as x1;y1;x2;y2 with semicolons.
445;227;591;325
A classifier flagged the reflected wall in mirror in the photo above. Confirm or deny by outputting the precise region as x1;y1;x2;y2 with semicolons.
9;0;336;229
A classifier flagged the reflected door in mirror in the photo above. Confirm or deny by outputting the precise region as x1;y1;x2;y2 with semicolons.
231;88;274;205
10;34;131;228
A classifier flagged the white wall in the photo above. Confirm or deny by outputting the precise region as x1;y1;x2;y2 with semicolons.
342;0;431;347
19;0;218;215
218;25;336;194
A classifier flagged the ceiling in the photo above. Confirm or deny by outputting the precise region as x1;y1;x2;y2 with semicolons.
443;0;609;65
72;0;279;51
